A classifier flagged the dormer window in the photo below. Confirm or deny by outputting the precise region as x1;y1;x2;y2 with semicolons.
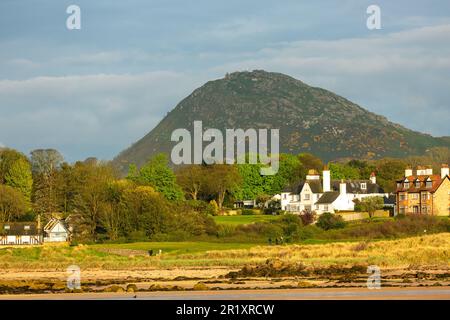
426;178;432;188
4;225;10;230
404;181;410;189
415;180;420;188
397;182;402;189
361;183;367;190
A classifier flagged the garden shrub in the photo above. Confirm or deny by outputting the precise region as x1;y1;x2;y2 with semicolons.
316;213;346;230
241;209;254;215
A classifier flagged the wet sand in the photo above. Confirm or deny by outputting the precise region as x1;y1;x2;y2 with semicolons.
1;287;449;300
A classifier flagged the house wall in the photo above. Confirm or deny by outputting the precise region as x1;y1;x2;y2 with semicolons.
353;193;389;201
44;221;69;242
433;178;450;216
333;194;355;211
300;183;322;211
280;192;291;211
0;235;41;245
316;203;334;214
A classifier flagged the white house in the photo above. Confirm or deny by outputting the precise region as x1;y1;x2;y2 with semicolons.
43;218;70;242
279;168;388;214
0;222;42;245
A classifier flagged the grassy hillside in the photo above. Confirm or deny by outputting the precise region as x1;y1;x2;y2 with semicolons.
113;70;449;172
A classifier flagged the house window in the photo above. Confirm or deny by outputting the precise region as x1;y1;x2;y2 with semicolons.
304;194;310;200
399;194;407;201
4;225;10;230
283;194;287;200
426;179;432;188
324;205;328;211
24;225;30;230
397;182;402;189
411;194;419;200
422;193;428;201
404;181;410;189
361;183;367;190
415;181;420;188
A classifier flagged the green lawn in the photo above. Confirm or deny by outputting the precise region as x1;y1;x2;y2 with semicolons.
92;241;258;255
213;214;281;226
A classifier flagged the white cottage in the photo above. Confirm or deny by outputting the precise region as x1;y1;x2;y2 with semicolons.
0;222;42;245
278;168;388;214
43;218;70;242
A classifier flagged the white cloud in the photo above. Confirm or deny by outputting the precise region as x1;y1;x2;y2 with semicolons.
210;24;450;136
0;71;206;161
1;24;449;161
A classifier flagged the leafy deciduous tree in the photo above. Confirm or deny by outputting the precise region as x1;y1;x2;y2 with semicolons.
133;154;183;201
358;196;384;219
0;185;27;222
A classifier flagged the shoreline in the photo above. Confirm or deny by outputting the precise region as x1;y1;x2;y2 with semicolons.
1;286;449;300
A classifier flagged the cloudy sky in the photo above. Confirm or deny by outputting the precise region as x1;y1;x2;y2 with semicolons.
0;0;449;162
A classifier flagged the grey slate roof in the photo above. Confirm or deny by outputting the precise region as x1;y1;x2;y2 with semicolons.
316;191;340;204
282;182;305;194
282;179;384;196
307;180;323;193
331;180;384;194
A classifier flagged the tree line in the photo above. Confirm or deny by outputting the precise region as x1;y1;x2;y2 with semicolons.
0;146;446;242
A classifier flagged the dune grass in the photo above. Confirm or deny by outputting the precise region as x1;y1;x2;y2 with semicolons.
0;233;448;270
172;232;449;268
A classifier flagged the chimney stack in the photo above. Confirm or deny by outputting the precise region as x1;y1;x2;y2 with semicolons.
425;165;433;175
405;167;413;177
370;172;376;184
306;169;320;180
339;179;346;195
441;164;449;179
416;166;426;176
322;166;331;192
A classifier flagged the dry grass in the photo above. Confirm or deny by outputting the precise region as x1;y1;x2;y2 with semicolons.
163;233;450;268
0;233;448;270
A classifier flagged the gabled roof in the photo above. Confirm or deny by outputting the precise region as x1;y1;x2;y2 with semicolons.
282;182;304;193
44;218;68;233
306;180;323;193
315;191;339;204
395;175;442;193
0;222;39;236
